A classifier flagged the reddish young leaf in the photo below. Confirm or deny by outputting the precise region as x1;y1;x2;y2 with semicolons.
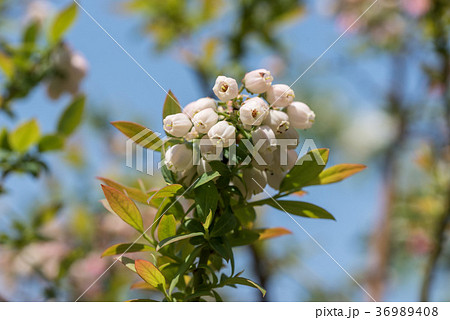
313;164;367;186
257;227;292;241
135;259;166;289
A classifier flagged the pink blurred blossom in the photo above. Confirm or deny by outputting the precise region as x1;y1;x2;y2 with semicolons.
401;0;430;17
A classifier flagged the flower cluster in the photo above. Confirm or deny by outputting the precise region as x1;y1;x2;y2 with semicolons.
163;69;315;199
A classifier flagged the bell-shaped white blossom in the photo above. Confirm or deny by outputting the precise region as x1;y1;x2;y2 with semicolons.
213;76;239;101
252;149;274;170
208;121;236;147
239;97;269;126
184;127;200;142
275;126;299;149
192;108;219;133
252;125;277;153
165;144;193;172
199;136;223;161
266;169;285;190
287;102;315;129
243;69;273;94
163;113;192;137
242;168;267;199
183;97;216;118
263;109;290;134
265;84;295;108
47;45;88;100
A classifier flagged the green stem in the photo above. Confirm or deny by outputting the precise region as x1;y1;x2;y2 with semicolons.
192;247;211;300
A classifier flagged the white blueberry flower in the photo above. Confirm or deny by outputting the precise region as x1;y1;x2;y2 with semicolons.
199;136;222;161
47;45;88;100
242;168;267;199
163;113;192;137
265;84;295;108
275;126;299;149
263;109;290;134
252;125;277;153
208;121;236;147
287;102;315;129
192;108;219;133
183;97;217;118
252;149;274;170
184;127;200;142
243;69;273;94
239;97;269;126
164;144;193;172
266;169;284;190
213;76;239;101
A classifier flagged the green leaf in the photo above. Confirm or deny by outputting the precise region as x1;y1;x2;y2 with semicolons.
22;21;40;45
193;171;221;189
157;232;204;251
57;95;85;136
101;185;144;232
162;90;181;119
233;205;256;228
251;199;335;220
111;121;162;151
210;211;238;237
101;243;154;257
97;177;151;204
227;229;260;247
38;134;65;152
135;259;166;289
8;119;40;152
127;299;158;302
0;51;14;78
158;215;177;241
195;182;219;222
306;164;367;186
150;198;184;236
150;184;184;200
117;256;137;273
49;3;78;44
169;246;202;295
161;164;176;183
223;277;266;297
280;148;329;192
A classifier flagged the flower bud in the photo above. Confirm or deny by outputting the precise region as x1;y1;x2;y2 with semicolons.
165;144;193;172
266;84;295;108
252;149;274;170
208;121;236;147
213;76;239;101
163;113;192;137
192;108;219;133
242;168;267;199
275;126;299;149
263;109;290;134
239;97;269;126
270;148;298;173
183;97;216;118
252;125;277;153
184;127;200;142
243;69;273;94
287;102;315;129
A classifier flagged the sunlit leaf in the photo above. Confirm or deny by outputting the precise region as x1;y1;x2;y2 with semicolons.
9;119;40;152
101;185;144;232
49;3;78;44
130;281;157;291
98;177;151;204
157;232;204;251
162;90;181;118
150;184;183;201
38;134;65;152
158;214;177;241
307;164;367;186
257;227;292;240
111;121;162;151
101;243;154;257
57;95;85;136
0;51;14;78
193;171;221;189
250;198;335;220
135;259;166;289
117;256;136;272
223;277;266;297
280;148;329;192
